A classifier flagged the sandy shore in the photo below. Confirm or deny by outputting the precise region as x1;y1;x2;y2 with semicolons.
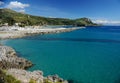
0;26;85;39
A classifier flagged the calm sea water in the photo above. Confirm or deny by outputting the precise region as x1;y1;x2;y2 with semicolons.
2;26;120;83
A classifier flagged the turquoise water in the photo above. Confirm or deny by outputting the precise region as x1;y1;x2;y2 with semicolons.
2;26;120;83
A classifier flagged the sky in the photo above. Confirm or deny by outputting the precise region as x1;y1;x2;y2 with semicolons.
0;0;120;24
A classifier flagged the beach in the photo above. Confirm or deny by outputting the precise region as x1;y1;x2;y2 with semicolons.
0;26;84;39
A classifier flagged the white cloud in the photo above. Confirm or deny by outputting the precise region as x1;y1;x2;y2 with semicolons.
19;9;25;13
7;1;29;9
0;1;4;5
93;19;109;24
93;19;120;24
6;1;30;13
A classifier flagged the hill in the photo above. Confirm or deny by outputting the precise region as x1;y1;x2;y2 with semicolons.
0;8;97;26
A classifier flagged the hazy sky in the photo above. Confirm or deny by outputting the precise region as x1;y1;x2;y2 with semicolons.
1;0;120;24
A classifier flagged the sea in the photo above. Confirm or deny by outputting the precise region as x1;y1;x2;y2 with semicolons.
2;26;120;83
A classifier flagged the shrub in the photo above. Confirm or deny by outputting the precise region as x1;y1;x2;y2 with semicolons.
29;79;37;83
0;69;21;83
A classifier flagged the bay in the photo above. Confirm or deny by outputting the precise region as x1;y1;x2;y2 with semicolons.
3;26;120;83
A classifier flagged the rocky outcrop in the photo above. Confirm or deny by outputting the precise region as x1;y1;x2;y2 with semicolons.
7;68;68;83
0;45;68;83
45;75;68;83
0;45;32;69
7;69;43;83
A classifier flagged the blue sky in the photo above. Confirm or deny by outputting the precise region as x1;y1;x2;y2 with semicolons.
0;0;120;24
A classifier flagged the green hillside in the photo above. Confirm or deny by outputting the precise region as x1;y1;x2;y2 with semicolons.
0;8;97;26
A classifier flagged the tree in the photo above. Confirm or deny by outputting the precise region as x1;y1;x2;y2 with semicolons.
3;17;15;26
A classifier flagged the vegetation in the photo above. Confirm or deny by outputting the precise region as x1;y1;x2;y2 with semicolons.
44;79;64;83
0;8;97;26
0;69;21;83
29;78;64;83
29;79;37;83
74;18;98;26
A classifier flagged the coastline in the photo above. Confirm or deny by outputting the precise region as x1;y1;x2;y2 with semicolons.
0;26;85;40
0;26;84;83
0;45;68;83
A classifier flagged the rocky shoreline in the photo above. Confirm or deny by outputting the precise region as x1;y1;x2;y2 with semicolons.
7;69;68;83
0;45;33;69
0;44;68;83
0;26;84;83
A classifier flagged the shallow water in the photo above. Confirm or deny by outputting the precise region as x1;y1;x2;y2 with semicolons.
3;26;120;83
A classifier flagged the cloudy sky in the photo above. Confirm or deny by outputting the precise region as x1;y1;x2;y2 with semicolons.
0;0;120;24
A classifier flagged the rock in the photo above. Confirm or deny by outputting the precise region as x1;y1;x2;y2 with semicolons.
45;74;68;83
0;45;68;83
7;69;68;83
7;69;43;83
0;46;33;69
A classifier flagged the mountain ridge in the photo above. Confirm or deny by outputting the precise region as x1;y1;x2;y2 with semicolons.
0;8;98;26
